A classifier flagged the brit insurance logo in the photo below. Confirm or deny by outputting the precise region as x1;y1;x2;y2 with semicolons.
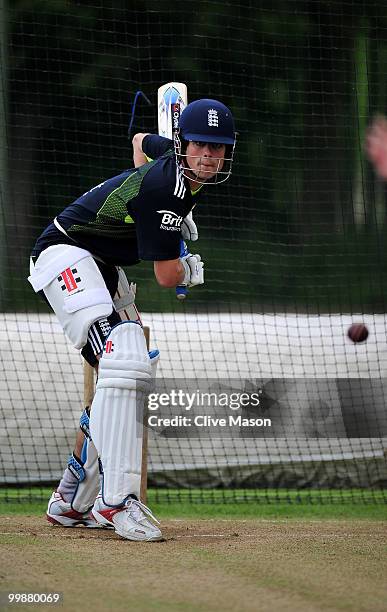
157;209;183;232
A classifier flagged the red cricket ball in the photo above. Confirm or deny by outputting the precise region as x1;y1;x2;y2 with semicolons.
347;323;369;343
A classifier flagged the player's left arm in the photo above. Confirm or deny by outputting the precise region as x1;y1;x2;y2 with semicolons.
153;254;204;289
135;132;199;245
154;258;184;288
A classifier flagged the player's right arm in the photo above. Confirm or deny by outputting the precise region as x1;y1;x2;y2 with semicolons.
132;133;150;167
133;133;173;165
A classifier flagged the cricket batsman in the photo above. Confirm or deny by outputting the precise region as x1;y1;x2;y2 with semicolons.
28;98;236;541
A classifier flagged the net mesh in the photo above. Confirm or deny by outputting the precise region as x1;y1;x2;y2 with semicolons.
1;0;386;503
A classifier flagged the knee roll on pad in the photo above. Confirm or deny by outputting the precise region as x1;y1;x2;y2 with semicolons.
89;321;152;506
28;244;114;349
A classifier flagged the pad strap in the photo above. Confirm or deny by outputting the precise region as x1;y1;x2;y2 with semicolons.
64;288;112;313
67;453;86;482
71;439;101;513
28;245;91;292
79;407;91;439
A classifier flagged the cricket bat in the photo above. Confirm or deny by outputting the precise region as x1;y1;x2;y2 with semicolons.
157;82;189;300
157;82;188;139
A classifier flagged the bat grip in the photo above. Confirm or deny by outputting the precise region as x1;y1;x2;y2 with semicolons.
176;285;188;300
177;239;189;300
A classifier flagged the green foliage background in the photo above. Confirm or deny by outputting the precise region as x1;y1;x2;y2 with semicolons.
2;0;387;313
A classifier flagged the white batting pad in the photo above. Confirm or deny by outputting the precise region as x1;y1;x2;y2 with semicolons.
29;245;113;349
71;439;100;513
89;322;152;506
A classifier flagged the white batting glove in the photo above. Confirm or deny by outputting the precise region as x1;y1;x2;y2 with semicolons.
181;211;198;242
180;253;204;287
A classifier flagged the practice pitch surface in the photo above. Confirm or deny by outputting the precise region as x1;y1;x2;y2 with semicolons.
0;516;385;612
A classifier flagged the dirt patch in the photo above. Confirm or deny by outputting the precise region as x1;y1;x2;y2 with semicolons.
0;516;386;612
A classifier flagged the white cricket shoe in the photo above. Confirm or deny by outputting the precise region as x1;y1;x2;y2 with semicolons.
46;491;101;528
92;495;163;541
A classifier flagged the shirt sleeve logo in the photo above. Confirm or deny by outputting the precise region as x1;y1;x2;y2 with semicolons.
157;209;183;231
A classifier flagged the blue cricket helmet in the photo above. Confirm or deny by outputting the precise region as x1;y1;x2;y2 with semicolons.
178;99;235;145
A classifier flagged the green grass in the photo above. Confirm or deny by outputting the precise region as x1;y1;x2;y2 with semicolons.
154;502;387;520
0;487;386;520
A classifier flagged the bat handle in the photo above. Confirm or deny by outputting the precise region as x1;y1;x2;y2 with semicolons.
177;239;189;300
176;285;188;300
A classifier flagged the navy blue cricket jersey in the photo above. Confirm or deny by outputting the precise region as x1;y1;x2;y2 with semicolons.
32;136;198;265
